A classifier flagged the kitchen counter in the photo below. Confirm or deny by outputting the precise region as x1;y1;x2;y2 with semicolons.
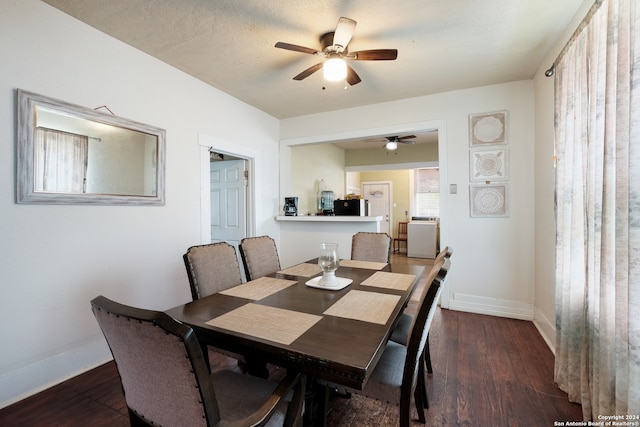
275;215;383;222
276;215;384;267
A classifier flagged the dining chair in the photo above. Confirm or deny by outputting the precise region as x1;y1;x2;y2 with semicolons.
90;295;306;427
394;221;408;253
350;232;393;263
433;245;453;266
390;256;452;374
239;235;281;281
183;242;243;300
183;242;246;367
337;263;443;426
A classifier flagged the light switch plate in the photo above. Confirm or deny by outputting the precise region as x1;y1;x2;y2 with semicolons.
450;184;457;194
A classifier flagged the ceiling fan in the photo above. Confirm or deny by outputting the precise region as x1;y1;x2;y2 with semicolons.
275;17;398;85
383;135;416;151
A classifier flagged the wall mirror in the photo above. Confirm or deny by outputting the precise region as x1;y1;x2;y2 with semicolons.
16;89;165;205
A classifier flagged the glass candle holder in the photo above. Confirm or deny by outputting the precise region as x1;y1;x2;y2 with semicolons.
318;242;339;286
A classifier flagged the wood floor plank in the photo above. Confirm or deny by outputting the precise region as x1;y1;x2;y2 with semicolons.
424;308;461;426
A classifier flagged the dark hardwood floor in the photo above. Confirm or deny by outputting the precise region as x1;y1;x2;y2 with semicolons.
0;253;582;426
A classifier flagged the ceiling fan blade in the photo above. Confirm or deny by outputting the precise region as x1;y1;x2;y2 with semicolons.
386;135;415;144
293;63;323;80
346;64;361;86
350;49;398;60
333;17;357;50
275;42;319;55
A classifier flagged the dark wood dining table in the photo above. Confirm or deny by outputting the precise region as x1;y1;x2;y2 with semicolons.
165;259;425;425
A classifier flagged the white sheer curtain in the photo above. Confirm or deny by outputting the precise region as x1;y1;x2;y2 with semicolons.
554;0;639;420
35;127;88;193
414;168;440;217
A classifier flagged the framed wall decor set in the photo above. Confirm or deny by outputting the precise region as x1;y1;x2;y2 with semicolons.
468;110;509;217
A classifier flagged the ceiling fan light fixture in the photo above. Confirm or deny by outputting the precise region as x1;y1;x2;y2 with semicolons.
323;57;347;81
385;141;398;151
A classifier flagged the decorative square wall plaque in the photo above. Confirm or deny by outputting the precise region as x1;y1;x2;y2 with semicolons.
470;147;509;182
469;183;509;217
469;110;508;146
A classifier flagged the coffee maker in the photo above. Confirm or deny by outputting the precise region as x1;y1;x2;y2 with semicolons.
283;197;298;216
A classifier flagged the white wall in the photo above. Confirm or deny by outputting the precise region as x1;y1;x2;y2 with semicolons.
289;144;346;215
0;0;280;407
281;81;537;319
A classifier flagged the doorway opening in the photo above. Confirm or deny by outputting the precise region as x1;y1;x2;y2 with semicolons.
209;150;248;247
199;133;256;282
361;181;393;235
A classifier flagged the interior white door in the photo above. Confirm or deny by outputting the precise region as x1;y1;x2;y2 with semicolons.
210;159;246;248
361;182;391;235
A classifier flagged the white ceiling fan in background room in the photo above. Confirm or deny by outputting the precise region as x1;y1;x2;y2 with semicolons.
274;17;398;86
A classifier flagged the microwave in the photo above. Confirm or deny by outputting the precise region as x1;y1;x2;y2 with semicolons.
333;199;369;216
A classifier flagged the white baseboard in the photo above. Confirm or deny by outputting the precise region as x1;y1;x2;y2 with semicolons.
0;338;111;410
533;307;556;355
448;292;534;320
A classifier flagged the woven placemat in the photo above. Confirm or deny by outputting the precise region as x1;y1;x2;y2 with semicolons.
219;277;297;300
339;259;388;270
360;271;416;291
206;303;322;345
323;290;401;325
278;263;322;277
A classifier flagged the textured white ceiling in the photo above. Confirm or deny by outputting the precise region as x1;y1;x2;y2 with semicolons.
42;0;585;120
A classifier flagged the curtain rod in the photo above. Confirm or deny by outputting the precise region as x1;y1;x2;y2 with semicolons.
544;0;604;77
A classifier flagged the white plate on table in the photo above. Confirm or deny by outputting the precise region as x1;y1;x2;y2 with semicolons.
305;276;353;291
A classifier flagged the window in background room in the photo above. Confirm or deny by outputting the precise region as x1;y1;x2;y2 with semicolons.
414;168;439;217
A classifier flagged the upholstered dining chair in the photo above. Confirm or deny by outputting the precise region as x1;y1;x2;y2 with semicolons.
394;222;408;253
239;235;281;281
336;263;443;426
183;242;243;300
350;232;393;263
183;242;246;366
91;295;306;427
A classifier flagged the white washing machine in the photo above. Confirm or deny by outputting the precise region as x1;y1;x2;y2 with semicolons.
407;220;438;258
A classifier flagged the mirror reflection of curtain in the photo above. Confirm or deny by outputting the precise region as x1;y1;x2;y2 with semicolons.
554;0;639;420
34;127;88;193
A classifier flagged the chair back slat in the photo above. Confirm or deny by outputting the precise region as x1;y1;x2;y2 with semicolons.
397;222;408;236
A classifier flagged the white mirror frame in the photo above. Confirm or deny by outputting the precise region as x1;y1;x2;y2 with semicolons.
16;89;165;205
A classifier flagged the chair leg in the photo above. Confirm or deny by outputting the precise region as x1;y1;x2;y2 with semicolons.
414;371;427;423
418;354;429;409
400;390;412;427
284;375;306;427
